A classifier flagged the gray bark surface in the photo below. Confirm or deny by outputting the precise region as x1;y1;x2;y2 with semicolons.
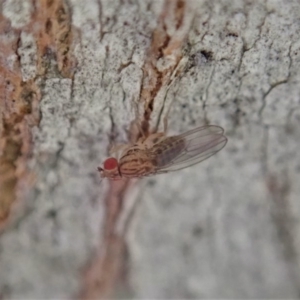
1;0;300;299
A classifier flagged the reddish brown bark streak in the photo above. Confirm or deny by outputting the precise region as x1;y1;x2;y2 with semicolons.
0;0;75;225
140;0;187;136
80;0;189;298
80;179;131;299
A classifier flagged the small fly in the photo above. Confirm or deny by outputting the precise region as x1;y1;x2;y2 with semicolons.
98;125;227;180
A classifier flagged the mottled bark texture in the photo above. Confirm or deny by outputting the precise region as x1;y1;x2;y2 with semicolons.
1;0;300;299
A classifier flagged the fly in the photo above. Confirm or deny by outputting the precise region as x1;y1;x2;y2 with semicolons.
98;125;227;180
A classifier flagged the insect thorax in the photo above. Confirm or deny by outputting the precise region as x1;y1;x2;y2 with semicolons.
118;149;155;177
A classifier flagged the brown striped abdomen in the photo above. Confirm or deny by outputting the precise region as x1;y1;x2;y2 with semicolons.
152;136;185;167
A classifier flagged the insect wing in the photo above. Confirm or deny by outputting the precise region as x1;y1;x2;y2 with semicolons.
153;125;227;174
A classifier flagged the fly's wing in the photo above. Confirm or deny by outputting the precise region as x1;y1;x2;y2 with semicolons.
152;125;227;174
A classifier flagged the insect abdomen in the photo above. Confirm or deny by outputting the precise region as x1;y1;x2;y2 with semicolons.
154;137;185;167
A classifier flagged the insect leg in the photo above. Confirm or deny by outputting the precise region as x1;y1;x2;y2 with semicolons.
131;102;146;138
163;113;168;133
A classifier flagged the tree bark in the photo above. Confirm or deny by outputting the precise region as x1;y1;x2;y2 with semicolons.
1;0;300;298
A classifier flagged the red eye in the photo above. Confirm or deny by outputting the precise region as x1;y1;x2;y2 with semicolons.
103;157;118;170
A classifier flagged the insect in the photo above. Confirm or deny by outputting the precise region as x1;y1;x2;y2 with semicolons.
98;125;227;180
